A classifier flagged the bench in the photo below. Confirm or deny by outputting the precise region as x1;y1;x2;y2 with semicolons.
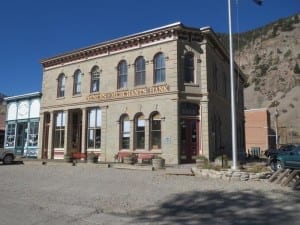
137;153;154;164
71;152;87;161
116;152;133;162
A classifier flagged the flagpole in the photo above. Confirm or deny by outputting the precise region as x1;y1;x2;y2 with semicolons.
228;0;238;170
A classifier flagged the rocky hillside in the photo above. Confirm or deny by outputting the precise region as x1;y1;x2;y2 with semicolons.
220;13;300;144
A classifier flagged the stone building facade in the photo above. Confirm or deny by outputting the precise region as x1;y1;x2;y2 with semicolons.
39;22;246;164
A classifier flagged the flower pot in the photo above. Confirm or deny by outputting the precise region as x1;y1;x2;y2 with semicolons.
123;156;134;164
196;158;208;168
152;158;165;169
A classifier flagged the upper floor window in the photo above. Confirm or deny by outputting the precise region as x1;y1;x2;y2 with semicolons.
135;56;146;86
154;53;165;84
57;73;66;98
184;52;194;83
118;60;128;89
91;66;100;93
73;70;82;95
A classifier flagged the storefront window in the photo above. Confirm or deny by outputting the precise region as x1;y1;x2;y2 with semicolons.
28;121;39;147
120;115;130;149
54;111;65;148
150;113;161;149
6;123;16;147
135;114;145;149
87;108;101;149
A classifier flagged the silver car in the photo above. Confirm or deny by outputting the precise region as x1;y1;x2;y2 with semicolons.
0;149;15;164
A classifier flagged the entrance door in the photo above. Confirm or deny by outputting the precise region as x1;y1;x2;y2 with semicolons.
180;119;199;163
15;122;28;156
71;111;82;153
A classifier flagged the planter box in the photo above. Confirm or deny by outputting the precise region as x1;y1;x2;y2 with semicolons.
152;158;165;169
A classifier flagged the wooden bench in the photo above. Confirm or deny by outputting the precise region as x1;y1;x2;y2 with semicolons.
71;152;87;161
116;152;133;162
137;153;154;164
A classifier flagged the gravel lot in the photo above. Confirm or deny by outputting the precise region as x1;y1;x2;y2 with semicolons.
0;162;299;225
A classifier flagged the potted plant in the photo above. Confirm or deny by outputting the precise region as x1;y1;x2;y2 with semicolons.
64;153;72;163
87;152;98;163
195;155;208;168
123;153;135;165
152;155;165;169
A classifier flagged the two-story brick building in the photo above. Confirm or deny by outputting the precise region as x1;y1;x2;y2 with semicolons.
39;22;246;164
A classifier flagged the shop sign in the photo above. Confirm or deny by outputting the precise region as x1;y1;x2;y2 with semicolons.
87;85;169;101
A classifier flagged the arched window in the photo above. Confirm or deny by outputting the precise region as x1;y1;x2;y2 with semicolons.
184;52;194;83
87;108;101;149
153;53;165;84
57;73;66;98
135;114;145;149
120;114;130;149
91;66;100;93
150;112;161;149
73;70;82;95
135;56;145;86
118;60;128;89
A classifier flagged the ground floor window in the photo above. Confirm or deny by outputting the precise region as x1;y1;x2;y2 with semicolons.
6;123;16;147
28;121;39;147
87;108;101;149
120;114;130;149
54;111;65;148
135;114;145;149
150;112;161;149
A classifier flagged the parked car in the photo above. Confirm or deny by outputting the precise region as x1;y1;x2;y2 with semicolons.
271;146;300;171
0;149;15;164
265;144;298;169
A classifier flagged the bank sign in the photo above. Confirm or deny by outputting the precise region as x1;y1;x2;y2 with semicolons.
87;85;169;101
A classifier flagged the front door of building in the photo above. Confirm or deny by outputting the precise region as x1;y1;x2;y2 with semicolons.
180;119;199;163
15;122;28;156
71;111;82;154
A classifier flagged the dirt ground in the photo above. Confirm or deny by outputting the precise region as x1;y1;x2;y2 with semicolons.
0;162;299;225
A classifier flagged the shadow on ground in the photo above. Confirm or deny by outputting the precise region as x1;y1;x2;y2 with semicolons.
124;189;300;225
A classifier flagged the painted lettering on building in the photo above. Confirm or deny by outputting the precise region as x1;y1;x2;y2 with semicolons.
87;85;169;101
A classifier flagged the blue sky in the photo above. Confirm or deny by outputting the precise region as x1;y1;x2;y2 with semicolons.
0;0;299;96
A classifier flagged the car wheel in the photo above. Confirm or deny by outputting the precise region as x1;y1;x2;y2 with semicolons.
276;160;284;170
3;155;13;165
270;160;277;171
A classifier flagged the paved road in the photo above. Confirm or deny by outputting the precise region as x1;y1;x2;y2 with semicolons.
0;162;299;225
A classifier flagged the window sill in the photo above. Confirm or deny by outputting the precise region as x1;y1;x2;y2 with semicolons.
184;83;199;87
72;94;82;98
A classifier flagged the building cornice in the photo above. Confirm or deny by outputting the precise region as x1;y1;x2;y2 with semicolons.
41;22;206;69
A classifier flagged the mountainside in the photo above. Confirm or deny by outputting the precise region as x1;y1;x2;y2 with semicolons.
220;14;300;144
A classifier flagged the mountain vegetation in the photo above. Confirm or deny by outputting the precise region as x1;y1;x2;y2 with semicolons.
219;13;300;144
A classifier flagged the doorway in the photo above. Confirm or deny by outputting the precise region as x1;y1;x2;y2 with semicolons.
180;119;199;163
70;110;82;154
15;122;28;156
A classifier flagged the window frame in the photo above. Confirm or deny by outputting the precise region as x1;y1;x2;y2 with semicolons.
90;66;100;93
184;52;195;83
54;111;65;148
150;112;161;149
57;73;66;98
87;108;101;149
135;56;146;86
153;53;166;84
73;70;82;95
117;60;128;89
134;114;145;149
120;114;130;149
28;121;39;147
